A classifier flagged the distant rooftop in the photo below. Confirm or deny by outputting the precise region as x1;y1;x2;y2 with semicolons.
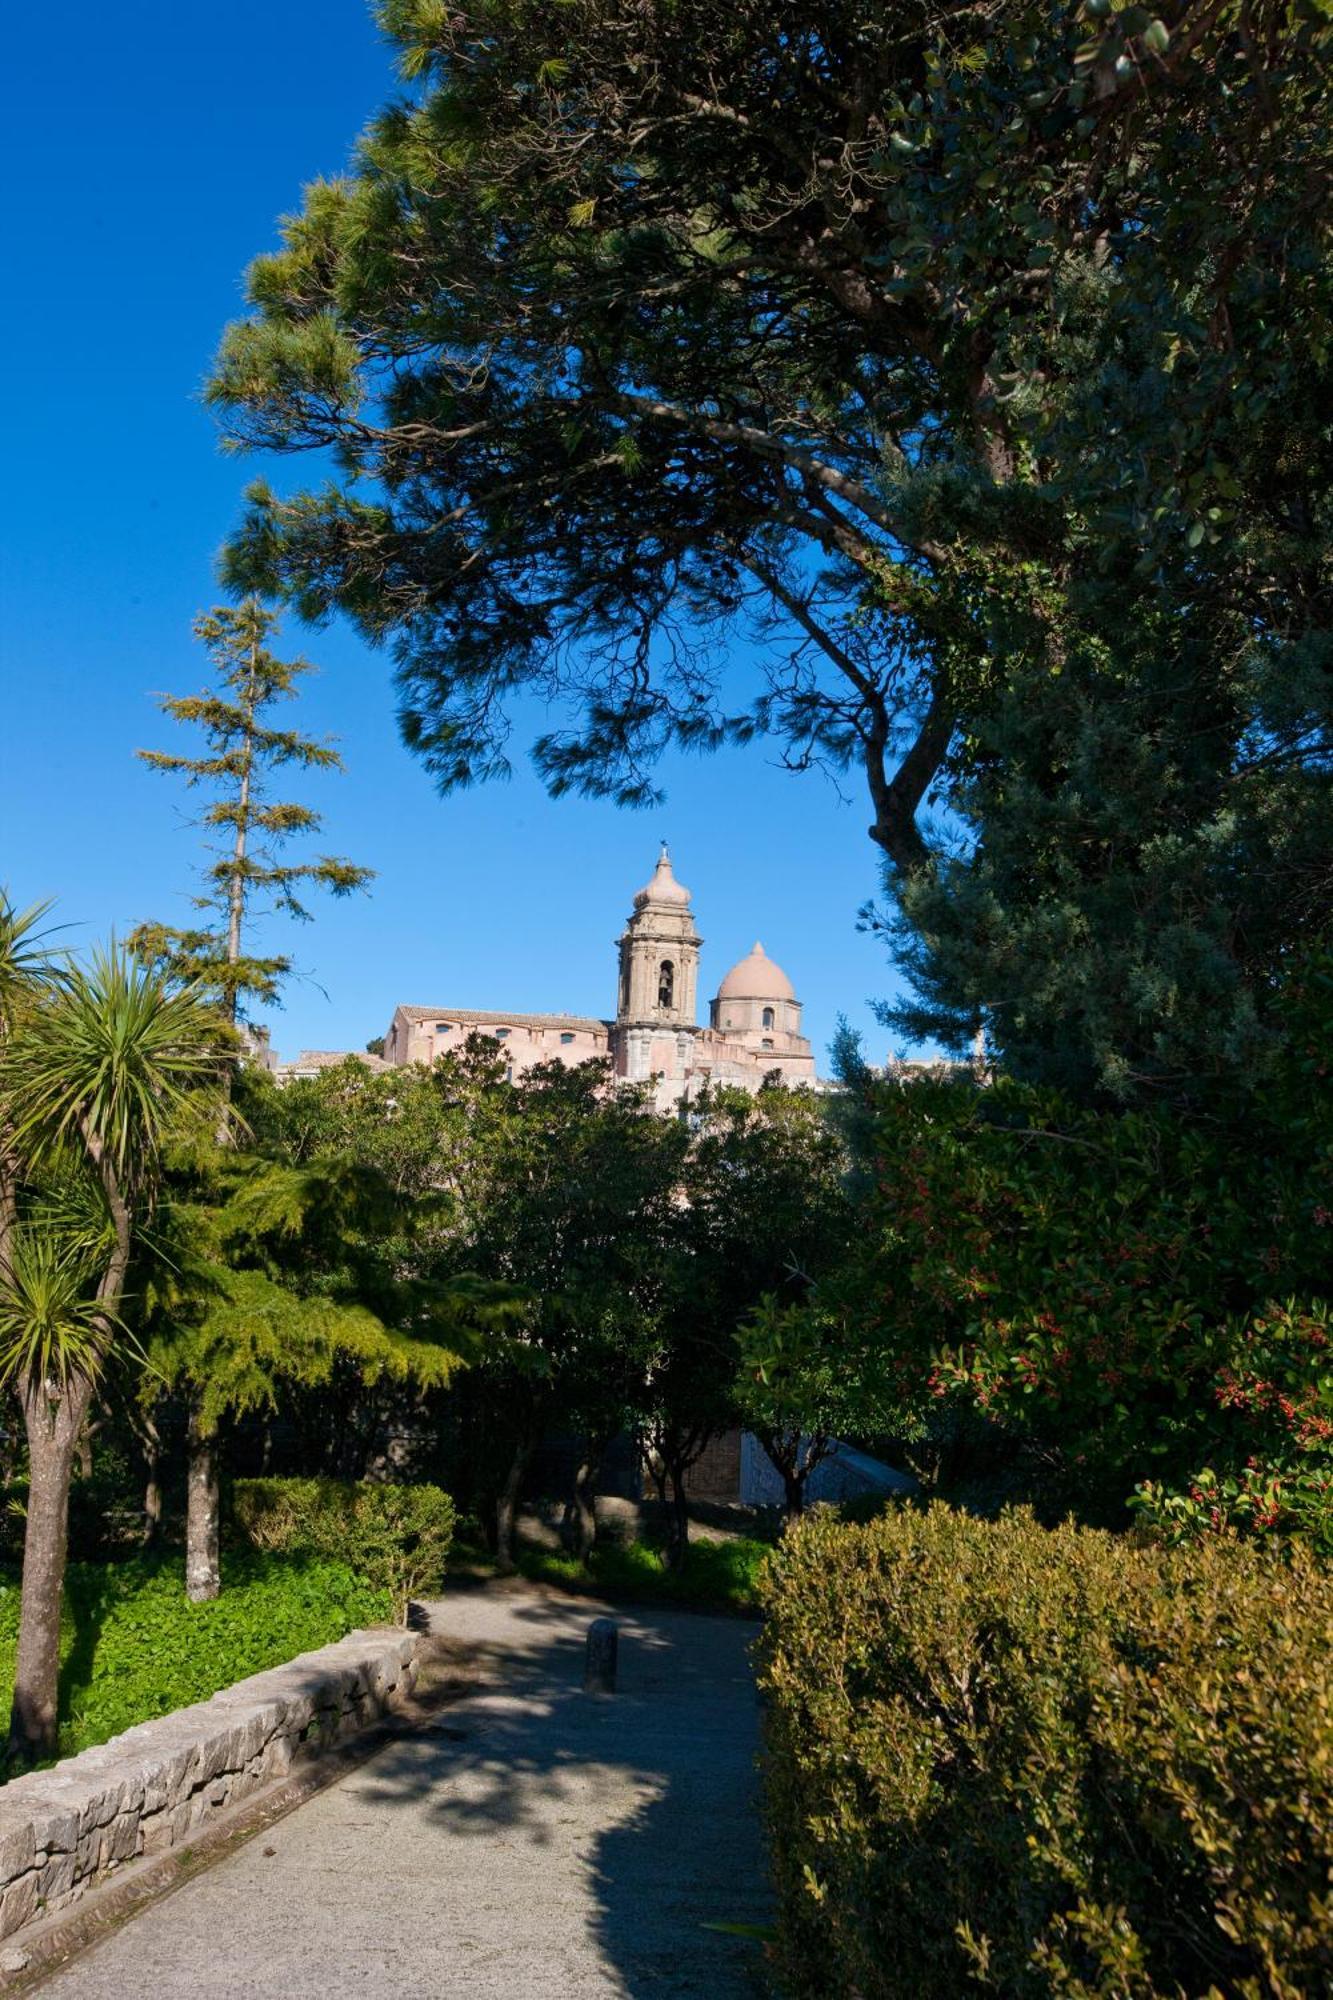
278;1049;391;1075
394;1006;611;1032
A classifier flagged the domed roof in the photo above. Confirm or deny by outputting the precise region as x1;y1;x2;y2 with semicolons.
716;942;796;1002
634;846;692;908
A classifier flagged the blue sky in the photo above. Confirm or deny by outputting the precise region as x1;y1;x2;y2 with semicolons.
0;1;913;1068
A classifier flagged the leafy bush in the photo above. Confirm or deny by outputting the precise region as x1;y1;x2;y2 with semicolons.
811;981;1333;1542
233;1477;455;1619
0;1552;388;1770
758;1505;1333;2000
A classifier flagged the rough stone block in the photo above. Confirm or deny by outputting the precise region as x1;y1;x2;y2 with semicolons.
228;1769;258;1809
30;1796;83;1858
261;1734;295;1780
0;1822;35;1885
0;1872;37;1940
36;1848;75;1904
102;1813;139;1867
138;1811;174;1858
74;1771;127;1839
273;1687;316;1736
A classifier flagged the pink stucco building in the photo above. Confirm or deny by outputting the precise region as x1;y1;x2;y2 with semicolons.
382;849;818;1107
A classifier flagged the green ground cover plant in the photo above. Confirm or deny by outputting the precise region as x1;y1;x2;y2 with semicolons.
233;1477;455;1619
0;1552;388;1771
759;1505;1333;2000
509;1536;770;1618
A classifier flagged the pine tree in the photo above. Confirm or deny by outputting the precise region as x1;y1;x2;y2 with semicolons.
131;596;372;1599
130;596;372;1026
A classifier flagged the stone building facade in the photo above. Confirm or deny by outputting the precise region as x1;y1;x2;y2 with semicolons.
382;848;818;1107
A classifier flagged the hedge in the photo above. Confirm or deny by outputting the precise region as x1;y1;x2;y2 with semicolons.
758;1505;1333;2000
232;1478;455;1620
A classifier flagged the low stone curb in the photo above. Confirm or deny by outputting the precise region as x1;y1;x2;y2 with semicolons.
0;1625;419;1945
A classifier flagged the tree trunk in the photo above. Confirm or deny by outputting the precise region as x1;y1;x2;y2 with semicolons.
494;1440;530;1575
74;1417;96;1482
561;1437;604;1563
124;1404;162;1546
643;1444;670;1512
186;1408;221;1603
755;1427;813;1524
782;1469;807;1521
143;1459;162;1547
664;1458;692;1571
9;1373;91;1764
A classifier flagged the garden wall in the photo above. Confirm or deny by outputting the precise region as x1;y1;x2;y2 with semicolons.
0;1625;419;1940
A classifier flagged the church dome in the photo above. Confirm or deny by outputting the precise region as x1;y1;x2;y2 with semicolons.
716;942;796;1002
634;847;692;908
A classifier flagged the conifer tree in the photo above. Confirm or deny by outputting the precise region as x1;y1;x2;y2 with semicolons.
130;596;372;1026
131;596;372;1597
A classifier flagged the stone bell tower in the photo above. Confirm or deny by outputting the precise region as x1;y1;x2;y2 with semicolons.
614;847;701;1085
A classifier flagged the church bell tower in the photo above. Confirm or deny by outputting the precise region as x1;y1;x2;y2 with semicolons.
614;847;701;1083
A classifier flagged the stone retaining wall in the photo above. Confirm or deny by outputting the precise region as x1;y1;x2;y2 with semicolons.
0;1625;419;1940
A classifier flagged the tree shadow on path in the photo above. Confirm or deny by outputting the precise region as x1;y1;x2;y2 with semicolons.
351;1590;771;1997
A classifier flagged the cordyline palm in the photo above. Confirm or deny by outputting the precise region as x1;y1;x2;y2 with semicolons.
0;938;228;1762
0;895;58;1279
0;1229;112;1391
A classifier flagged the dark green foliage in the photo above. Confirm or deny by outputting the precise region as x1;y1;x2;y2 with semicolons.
780;956;1333;1543
758;1506;1333;2000
232;1477;455;1619
246;1047;849;1557
0;1553;388;1770
208;1;1332;1090
656;1083;853;1529
138;1080;498;1472
878;628;1333;1097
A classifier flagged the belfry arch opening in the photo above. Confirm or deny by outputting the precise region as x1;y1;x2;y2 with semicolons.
658;959;675;1009
762;1006;775;1029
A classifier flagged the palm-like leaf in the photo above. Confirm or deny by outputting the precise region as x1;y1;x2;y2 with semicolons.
0;1227;111;1388
0;891;59;1033
3;945;231;1184
25;1155;116;1266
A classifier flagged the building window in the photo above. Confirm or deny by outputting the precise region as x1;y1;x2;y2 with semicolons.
761;1037;775;1050
657;959;675;1009
434;1021;452;1033
560;1032;575;1045
762;1006;775;1030
493;1027;510;1040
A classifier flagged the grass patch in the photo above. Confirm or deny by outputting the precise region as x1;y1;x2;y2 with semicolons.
0;1552;390;1771
515;1536;769;1616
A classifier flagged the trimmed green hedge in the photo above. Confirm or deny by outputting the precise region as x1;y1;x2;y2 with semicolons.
0;1553;388;1770
758;1506;1333;1999
233;1477;455;1620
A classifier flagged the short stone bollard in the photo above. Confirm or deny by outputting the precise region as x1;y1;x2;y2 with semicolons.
583;1617;618;1694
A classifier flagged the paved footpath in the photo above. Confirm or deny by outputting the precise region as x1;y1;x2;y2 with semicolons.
37;1587;770;1999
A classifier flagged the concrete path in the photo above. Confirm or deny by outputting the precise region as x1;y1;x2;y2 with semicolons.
37;1587;769;1998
